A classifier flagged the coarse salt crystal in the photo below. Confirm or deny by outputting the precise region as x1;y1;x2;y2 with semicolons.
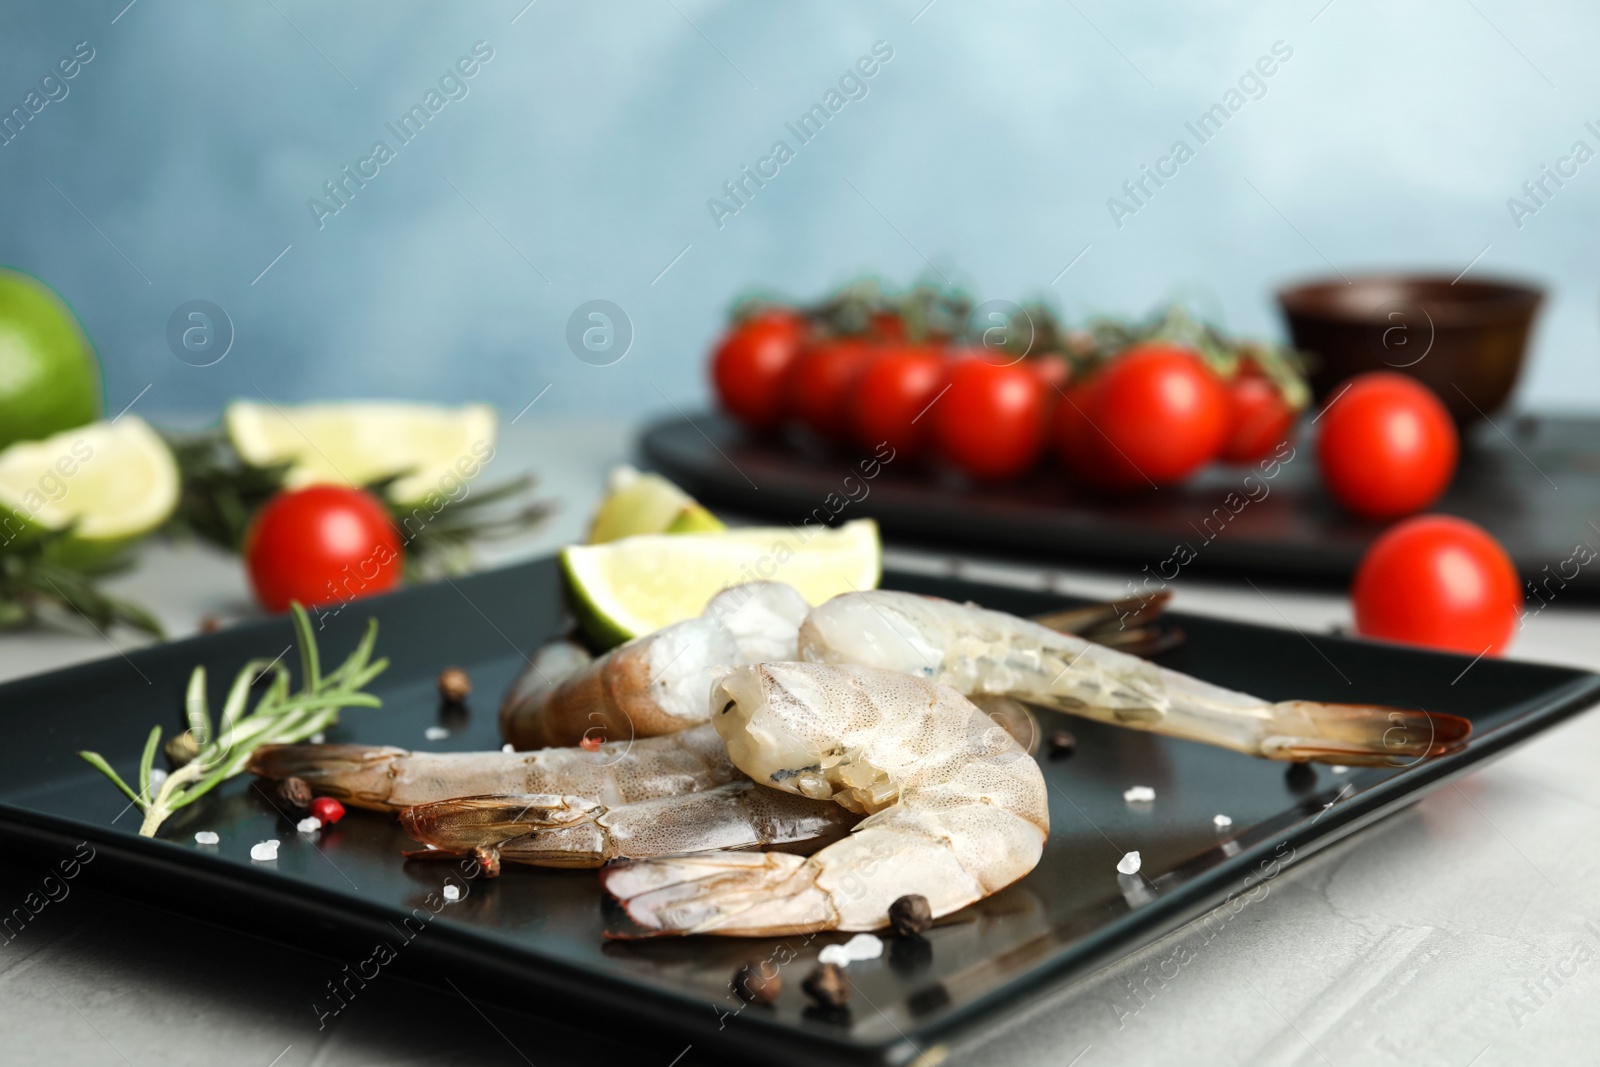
424;726;450;741
1123;785;1155;803
1213;814;1233;829
443;884;461;901
250;840;280;862
502;743;515;753
818;933;884;967
194;831;219;845
1331;765;1349;774
297;817;321;834
842;933;883;960
1117;851;1142;876
310;732;325;744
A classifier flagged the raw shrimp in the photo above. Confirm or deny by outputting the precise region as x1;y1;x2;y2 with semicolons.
499;582;810;750
601;663;1048;936
248;723;739;812
399;780;859;870
497;637;594;734
798;590;1471;766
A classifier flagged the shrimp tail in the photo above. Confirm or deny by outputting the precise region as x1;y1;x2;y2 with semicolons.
601;851;835;938
402;782;859;871
247;743;406;810
1031;590;1170;635
399;793;604;868
398;793;602;844
498;638;595;749
1259;701;1473;766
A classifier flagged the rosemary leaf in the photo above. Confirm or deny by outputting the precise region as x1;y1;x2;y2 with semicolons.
292;603;320;693
138;725;161;802
77;751;142;806
185;668;211;742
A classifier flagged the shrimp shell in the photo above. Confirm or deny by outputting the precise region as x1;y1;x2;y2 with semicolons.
248;722;738;811
798;590;1471;766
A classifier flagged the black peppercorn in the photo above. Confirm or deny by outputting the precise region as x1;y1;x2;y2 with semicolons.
803;962;850;1008
276;776;314;814
438;667;472;704
888;894;933;937
732;960;781;1005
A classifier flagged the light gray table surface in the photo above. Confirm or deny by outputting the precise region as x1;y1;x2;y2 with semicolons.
3;417;1599;1067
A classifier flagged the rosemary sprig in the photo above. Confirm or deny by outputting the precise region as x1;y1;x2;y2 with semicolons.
388;474;554;580
161;428;290;553
161;427;552;577
0;531;163;637
79;602;388;837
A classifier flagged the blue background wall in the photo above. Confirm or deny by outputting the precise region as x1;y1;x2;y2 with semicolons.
2;0;1597;423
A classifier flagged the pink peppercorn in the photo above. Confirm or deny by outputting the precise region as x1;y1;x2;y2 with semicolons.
310;796;345;825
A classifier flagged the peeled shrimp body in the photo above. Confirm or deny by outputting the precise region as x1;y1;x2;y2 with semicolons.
248;723;739;812
400;780;859;869
500;581;811;750
798;590;1471;766
601;663;1048;936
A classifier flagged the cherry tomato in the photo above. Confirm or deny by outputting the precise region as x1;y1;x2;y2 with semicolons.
1352;515;1521;655
932;354;1047;480
869;310;905;343
850;346;946;459
710;308;810;431
1025;354;1071;393
1317;372;1458;519
244;486;403;614
1221;372;1297;464
1052;376;1136;489
787;337;876;442
1054;344;1229;489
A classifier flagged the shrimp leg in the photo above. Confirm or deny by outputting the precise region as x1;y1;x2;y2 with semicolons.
602;664;1049;937
798;591;1471;766
400;780;859;870
248;722;739;811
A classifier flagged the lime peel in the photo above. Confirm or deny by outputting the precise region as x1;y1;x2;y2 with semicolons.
0;269;101;452
587;466;726;543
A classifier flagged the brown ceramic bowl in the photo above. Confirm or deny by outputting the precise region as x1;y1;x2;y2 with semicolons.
1276;274;1543;421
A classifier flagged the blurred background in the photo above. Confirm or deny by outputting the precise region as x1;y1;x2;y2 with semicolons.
3;0;1598;423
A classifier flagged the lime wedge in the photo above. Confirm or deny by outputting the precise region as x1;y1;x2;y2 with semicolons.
587;466;725;543
562;518;881;646
224;401;497;504
0;416;178;556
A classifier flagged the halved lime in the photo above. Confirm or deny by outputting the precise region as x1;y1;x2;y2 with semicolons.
0;269;102;451
562;518;881;646
225;401;497;505
587;466;725;543
0;416;178;557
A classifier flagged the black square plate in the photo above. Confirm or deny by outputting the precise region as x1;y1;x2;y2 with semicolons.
0;559;1594;1066
639;413;1600;595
